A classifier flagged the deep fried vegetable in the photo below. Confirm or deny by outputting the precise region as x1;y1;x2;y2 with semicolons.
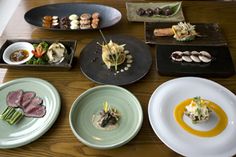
32;41;49;58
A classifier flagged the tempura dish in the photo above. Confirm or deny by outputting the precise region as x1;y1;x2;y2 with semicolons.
98;40;127;70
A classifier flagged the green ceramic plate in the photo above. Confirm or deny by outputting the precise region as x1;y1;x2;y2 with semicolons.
126;2;184;22
0;78;60;148
69;85;143;149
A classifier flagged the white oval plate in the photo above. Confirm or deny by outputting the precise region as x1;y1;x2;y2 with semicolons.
148;77;236;157
0;78;60;148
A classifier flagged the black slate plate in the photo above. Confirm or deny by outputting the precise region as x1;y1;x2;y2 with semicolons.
24;3;121;30
145;22;227;45
79;35;152;85
156;44;235;77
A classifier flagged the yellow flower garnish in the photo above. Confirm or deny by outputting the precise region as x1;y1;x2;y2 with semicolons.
103;101;109;113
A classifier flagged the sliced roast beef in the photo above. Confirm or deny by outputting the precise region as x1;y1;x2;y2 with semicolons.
6;89;46;118
20;91;36;108
7;90;23;107
23;97;46;118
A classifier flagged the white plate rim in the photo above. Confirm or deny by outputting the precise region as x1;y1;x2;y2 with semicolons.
148;77;236;157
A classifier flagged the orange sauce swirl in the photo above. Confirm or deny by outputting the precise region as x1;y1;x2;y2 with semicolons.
174;98;228;137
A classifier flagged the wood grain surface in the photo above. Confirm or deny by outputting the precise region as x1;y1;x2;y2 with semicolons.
0;0;236;157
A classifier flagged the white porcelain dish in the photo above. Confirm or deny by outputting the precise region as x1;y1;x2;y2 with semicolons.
148;77;236;157
3;42;34;65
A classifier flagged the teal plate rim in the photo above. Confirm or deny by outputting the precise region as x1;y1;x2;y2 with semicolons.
69;85;143;149
0;77;61;149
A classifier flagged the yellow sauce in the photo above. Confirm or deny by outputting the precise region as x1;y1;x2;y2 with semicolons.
174;98;228;137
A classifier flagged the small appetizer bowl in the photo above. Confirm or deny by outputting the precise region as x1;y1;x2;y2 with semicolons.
3;42;34;65
69;85;143;149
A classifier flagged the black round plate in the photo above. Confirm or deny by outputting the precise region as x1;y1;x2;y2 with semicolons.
24;3;121;30
79;35;152;85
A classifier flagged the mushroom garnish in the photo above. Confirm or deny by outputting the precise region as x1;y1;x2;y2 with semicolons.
47;43;67;63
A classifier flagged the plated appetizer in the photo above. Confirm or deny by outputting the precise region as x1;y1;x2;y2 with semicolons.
184;97;211;124
156;44;235;77
25;3;122;30
27;41;67;65
69;85;143;149
154;22;198;41
0;89;46;125
92;101;120;130
171;50;212;63
97;40;133;74
0;39;76;70
42;12;100;30
174;97;228;137
79;35;152;85
2;41;68;65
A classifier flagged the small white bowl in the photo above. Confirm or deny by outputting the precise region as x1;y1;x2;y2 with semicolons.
3;42;34;65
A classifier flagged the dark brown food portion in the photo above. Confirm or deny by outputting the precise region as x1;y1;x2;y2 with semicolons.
136;6;174;17
136;8;145;16
60;17;70;29
162;6;173;16
99;110;118;127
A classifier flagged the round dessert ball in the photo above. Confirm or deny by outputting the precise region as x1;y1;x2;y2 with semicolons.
136;8;146;16
162;6;173;16
145;8;154;17
154;7;162;15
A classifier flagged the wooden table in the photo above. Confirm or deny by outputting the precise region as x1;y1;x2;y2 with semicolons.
0;0;236;156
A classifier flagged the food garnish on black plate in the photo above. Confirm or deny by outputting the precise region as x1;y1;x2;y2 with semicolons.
42;12;100;30
97;40;133;74
153;22;199;41
24;3;122;30
79;35;152;85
